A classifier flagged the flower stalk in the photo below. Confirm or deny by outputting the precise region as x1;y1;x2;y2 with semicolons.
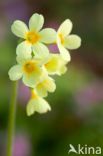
7;81;18;156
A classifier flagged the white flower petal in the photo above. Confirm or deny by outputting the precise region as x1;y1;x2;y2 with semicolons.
33;43;49;58
45;54;68;75
16;42;32;64
57;41;71;62
64;35;81;50
26;97;51;116
16;41;32;60
8;65;22;81
35;98;51;114
44;77;56;92
58;19;73;37
29;13;44;32
11;20;28;38
22;68;43;88
36;88;48;98
36;77;56;97
26;99;35;116
39;28;56;44
22;74;38;88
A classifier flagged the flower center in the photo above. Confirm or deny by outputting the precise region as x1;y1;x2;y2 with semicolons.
26;31;40;44
23;61;35;74
45;58;57;70
59;33;64;45
31;90;38;99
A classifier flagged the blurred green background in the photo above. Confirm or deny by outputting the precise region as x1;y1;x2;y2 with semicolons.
0;0;103;155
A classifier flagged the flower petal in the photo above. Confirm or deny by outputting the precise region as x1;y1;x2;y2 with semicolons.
8;65;22;81
26;97;51;116
26;99;35;116
64;35;81;50
57;19;73;37
45;54;68;75
39;28;56;44
22;74;39;88
57;41;71;62
16;41;32;64
42;77;56;93
36;77;56;97
29;13;44;32
11;20;28;38
33;42;49;58
22;67;44;88
37;87;47;97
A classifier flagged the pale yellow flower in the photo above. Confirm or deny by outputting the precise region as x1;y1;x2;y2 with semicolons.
11;13;56;58
8;13;82;117
57;19;81;61
8;52;47;88
27;89;51;116
36;77;56;97
44;54;68;75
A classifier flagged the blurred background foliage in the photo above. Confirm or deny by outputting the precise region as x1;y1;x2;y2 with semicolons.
0;0;103;155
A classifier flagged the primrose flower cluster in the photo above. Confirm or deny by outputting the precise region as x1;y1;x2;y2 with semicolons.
8;13;81;116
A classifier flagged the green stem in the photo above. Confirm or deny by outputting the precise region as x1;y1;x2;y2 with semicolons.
7;81;18;156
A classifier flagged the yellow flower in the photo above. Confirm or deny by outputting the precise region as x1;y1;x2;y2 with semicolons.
27;89;51;116
36;77;56;97
57;19;81;61
11;13;56;58
8;52;47;88
44;54;68;75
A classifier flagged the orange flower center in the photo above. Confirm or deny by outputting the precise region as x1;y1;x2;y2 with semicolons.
45;58;57;70
23;61;36;74
31;89;38;99
26;31;40;44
